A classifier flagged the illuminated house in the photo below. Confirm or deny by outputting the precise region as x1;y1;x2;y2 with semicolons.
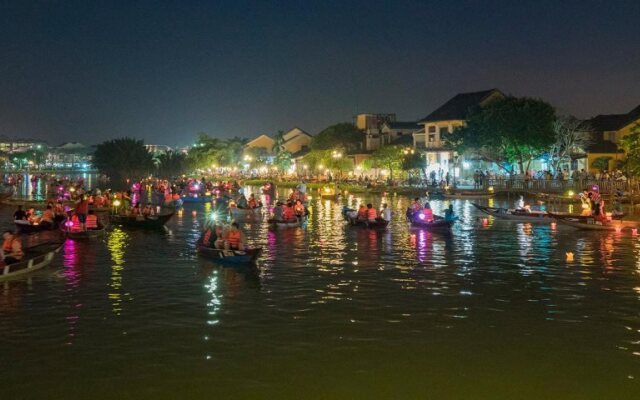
245;128;312;156
585;105;640;172
414;89;505;174
355;113;397;151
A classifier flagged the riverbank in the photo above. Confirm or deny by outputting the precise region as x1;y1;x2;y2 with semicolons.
242;179;430;196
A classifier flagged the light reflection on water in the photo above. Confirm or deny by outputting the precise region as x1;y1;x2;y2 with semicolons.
0;190;639;398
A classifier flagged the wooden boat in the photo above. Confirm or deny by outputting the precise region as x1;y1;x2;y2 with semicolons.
444;191;494;199
196;240;262;264
267;218;301;228
0;242;63;281
110;212;175;229
472;203;554;222
348;219;389;229
60;221;107;239
181;194;213;203
553;215;635;231
14;220;56;234
410;217;455;230
229;206;263;217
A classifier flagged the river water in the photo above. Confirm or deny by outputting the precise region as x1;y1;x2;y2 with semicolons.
1;188;639;399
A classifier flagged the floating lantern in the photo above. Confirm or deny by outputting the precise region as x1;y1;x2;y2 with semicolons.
632;228;638;236
567;190;575;197
615;227;622;233
488;186;494;192
418;213;426;220
113;199;121;207
177;209;183;217
192;210;197;217
566;252;574;262
550;222;557;230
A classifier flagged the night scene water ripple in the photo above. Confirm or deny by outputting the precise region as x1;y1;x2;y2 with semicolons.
0;190;639;399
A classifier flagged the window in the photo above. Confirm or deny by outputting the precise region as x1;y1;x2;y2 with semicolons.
604;131;617;143
439;126;449;135
428;126;436;133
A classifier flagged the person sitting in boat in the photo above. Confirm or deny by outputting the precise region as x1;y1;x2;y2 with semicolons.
2;230;23;265
294;200;306;218
411;198;423;213
13;205;27;221
366;204;378;222
85;210;98;230
444;204;458;222
223;223;245;251
39;205;55;229
289;189;299;202
236;194;249;209
26;207;37;223
272;202;284;221
380;203;391;222
422;202;434;222
356;204;368;221
247;194;258;209
283;201;297;221
579;190;592;216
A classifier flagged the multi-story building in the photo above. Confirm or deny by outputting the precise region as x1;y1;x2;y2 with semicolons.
0;137;47;153
413;89;505;174
585;105;640;172
355;113;397;151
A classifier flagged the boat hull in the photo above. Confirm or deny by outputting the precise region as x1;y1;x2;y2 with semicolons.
197;242;262;264
0;242;63;281
110;212;175;229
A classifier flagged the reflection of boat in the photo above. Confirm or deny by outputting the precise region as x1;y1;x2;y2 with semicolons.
0;242;63;281
552;215;639;231
196;241;262;264
14;220;56;234
267;218;301;228
472;203;553;222
60;221;107;239
110;212;175;229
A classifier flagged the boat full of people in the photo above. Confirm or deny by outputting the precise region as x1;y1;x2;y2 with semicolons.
342;203;391;229
197;221;262;264
406;198;457;230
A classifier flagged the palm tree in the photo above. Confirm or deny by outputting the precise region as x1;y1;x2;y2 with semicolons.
272;130;286;155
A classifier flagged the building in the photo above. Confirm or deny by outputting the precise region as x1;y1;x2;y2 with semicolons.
355;113;397;151
585;105;640;172
245;134;275;155
380;121;421;148
0;137;47;153
245;128;312;157
45;142;93;169
414;89;505;175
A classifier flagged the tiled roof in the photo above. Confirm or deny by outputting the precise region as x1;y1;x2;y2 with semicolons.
419;89;504;123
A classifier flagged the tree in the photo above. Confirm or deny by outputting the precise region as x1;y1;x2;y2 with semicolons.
402;151;426;179
272;130;286;155
93;138;155;187
619;124;640;176
445;96;556;174
273;150;292;173
591;156;612;173
548;116;593;174
368;145;405;182
156;151;191;178
244;147;270;169
187;133;224;170
311;123;362;153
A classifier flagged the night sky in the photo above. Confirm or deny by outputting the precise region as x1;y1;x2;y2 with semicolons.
2;0;639;147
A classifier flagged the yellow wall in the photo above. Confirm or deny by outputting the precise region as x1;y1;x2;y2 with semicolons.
586;152;623;172
246;135;274;154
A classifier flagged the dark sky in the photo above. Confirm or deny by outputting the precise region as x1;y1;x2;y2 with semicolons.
1;0;639;147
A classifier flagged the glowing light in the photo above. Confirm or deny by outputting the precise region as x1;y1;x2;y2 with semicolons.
192;210;197;217
488;186;494;192
582;203;589;209
566;252;574;262
550;222;557;230
615;227;622;233
632;228;638;236
418;213;426;220
69;187;76;192
113;200;121;207
567;190;575;197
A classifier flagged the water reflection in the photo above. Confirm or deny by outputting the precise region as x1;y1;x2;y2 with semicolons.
107;228;128;315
